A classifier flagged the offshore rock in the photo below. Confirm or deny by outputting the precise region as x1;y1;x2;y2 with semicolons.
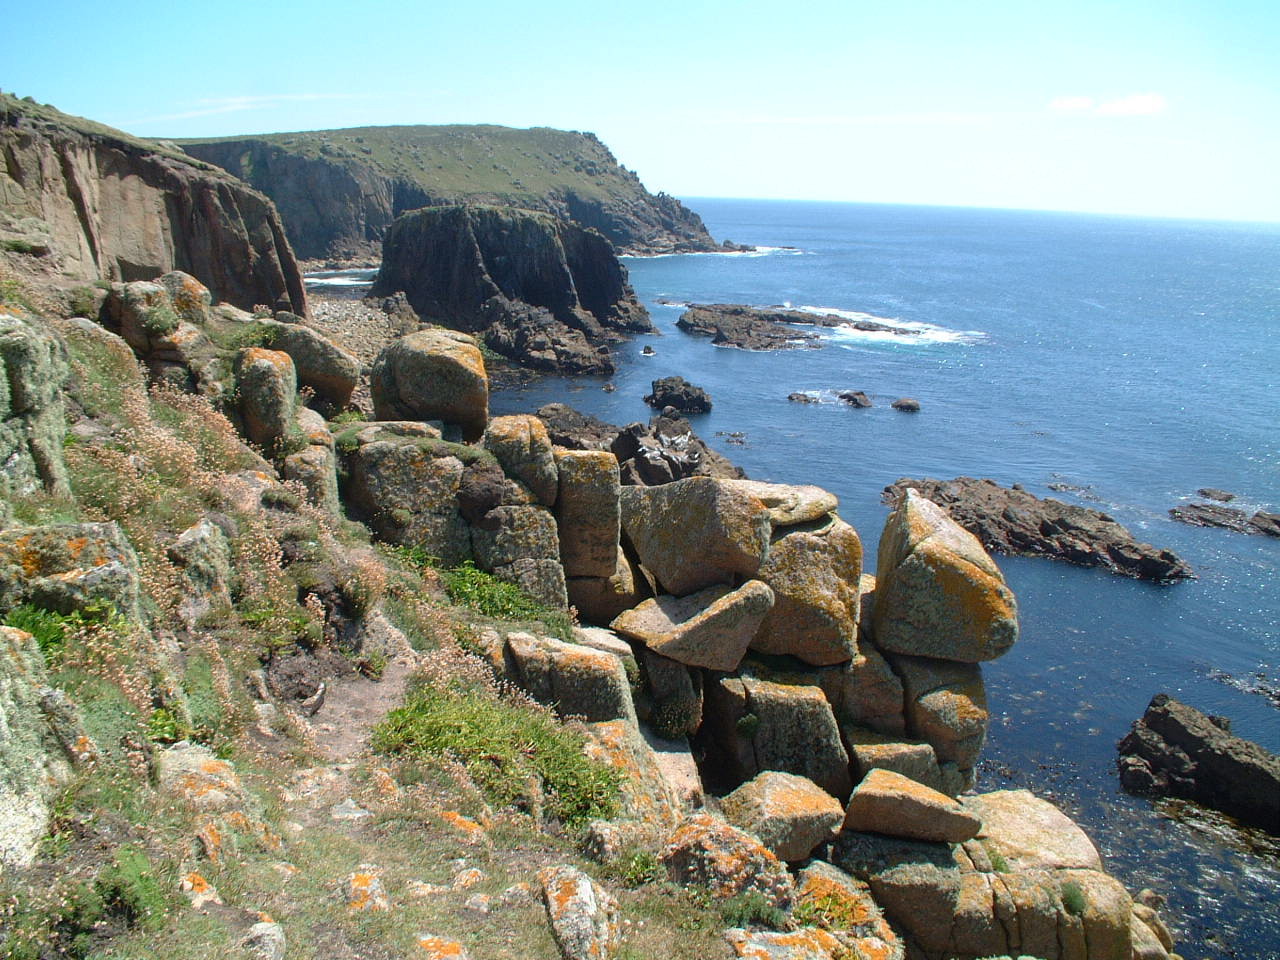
371;204;651;374
370;328;489;442
676;303;913;351
1169;501;1280;538
644;375;712;414
1;94;305;314
874;488;1019;663
1118;693;1280;832
885;477;1194;582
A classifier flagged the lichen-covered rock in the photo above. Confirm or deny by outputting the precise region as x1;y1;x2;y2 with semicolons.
703;676;851;798
817;645;905;736
874;489;1018;662
0;521;143;621
241;921;287;960
235;347;297;453
555;449;621;578
484;414;559;506
843;768;981;843
260;317;360;406
338;423;473;564
157;741;246;811
340;865;391;912
492;557;568;609
661;813;794;910
414;934;471;960
843;729;953;796
567;547;648;625
470;505;561;571
0;305;71;501
167;518;232;626
721;772;843;861
721;480;838;528
583;720;683;827
0;626;76;867
283;440;340;514
723;928;844;960
538;864;621;960
370;327;489;441
890;654;989;773
751;516;861;666
505;633;635;723
612;580;774;671
793;861;903;960
832;832;1135;960
620;476;771;595
960;790;1103;872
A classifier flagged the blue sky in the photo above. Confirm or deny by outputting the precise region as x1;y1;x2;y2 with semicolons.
6;0;1279;221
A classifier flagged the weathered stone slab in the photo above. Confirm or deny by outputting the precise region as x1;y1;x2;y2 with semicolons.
843;768;981;843
611;580;774;671
722;772;844;861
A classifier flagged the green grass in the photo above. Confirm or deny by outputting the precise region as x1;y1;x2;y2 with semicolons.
372;680;620;827
1061;879;1087;916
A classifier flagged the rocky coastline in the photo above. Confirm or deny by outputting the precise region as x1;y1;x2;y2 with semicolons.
0;94;1192;960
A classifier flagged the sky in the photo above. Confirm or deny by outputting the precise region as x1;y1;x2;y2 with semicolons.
6;0;1280;222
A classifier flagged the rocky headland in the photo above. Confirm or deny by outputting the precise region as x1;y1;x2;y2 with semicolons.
676;303;914;351
883;477;1195;583
370;204;652;375
0;95;1187;960
0;94;306;316
179;125;720;260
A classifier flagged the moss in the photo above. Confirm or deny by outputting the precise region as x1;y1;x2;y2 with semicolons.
1061;879;1086;916
736;712;760;739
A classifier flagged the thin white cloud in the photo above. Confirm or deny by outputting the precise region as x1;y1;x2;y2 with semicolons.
1096;93;1168;117
720;110;998;128
122;93;364;126
1047;93;1168;118
1049;96;1095;114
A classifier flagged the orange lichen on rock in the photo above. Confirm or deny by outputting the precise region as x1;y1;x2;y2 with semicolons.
416;935;469;959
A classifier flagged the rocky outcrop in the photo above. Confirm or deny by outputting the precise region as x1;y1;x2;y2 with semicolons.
179;125;719;259
842;768;981;843
676;303;913;351
644;376;711;414
0;305;71;504
1169;501;1280;537
370;328;489;441
1118;694;1280;833
534;404;744;486
884;477;1194;582
369;204;652;374
0;94;305;315
721;772;844;861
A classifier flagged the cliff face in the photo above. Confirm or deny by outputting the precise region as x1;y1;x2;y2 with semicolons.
371;204;652;374
179;125;717;259
0;95;306;315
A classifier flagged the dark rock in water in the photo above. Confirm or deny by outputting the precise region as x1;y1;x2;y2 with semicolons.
641;345;655;356
534;403;743;486
1118;694;1280;833
676;303;913;352
787;392;819;403
883;477;1194;583
371;205;652;375
1198;487;1236;502
891;397;921;412
838;390;873;408
719;239;756;252
644;376;712;414
1170;502;1280;537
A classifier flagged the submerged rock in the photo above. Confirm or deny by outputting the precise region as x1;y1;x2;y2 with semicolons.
885;477;1195;582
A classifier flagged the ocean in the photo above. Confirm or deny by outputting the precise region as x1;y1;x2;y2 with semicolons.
312;198;1280;956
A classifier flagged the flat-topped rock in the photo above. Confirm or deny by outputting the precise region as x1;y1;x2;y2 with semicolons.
676;303;913;351
611;580;774;671
721;480;838;527
884;477;1195;582
1170;501;1280;537
961;790;1103;872
721;771;844;861
843;768;981;843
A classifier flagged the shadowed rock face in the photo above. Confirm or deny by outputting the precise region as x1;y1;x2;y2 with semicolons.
0;95;306;316
371;205;652;374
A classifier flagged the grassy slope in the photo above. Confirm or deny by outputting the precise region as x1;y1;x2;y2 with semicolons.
179;124;661;207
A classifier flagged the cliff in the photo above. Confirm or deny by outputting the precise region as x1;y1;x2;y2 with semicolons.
0;94;307;315
178;124;719;259
371;204;652;374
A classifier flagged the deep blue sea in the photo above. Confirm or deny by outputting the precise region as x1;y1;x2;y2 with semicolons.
489;199;1280;958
